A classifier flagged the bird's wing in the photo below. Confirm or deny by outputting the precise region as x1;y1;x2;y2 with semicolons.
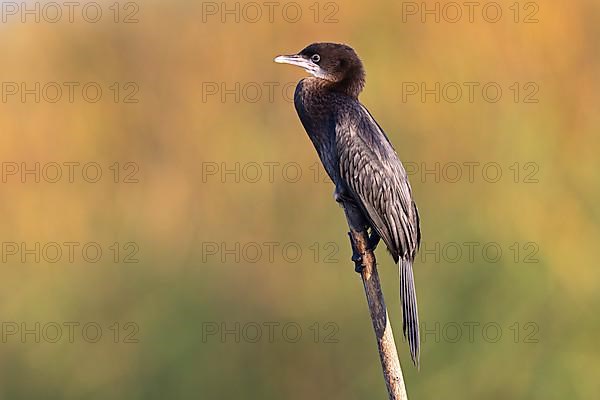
335;104;420;262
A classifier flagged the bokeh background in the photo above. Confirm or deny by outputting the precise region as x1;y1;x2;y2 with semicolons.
0;0;599;398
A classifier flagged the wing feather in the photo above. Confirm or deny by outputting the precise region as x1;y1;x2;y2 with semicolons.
335;104;420;262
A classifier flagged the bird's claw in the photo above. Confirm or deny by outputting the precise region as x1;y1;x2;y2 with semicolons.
368;229;381;251
352;251;365;273
348;232;365;274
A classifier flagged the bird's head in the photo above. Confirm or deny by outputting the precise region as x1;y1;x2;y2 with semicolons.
274;42;365;97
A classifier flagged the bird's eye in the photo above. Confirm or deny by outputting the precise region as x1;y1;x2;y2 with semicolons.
311;54;321;63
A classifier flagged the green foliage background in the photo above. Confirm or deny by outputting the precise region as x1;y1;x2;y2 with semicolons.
0;0;599;398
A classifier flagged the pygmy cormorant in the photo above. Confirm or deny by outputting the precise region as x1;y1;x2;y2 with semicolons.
275;43;422;367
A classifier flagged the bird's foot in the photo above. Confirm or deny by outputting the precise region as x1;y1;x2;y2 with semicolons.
348;232;365;274
367;230;381;252
352;251;365;273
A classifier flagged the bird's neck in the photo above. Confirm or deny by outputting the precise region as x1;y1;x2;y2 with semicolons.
329;73;365;98
304;72;365;99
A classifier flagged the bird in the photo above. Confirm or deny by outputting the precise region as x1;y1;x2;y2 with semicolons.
274;43;422;367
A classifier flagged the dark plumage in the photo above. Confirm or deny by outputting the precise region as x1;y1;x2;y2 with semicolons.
275;43;422;367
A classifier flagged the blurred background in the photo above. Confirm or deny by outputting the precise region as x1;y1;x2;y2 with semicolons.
0;0;599;398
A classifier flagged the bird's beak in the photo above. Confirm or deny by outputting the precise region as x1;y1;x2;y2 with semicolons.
274;53;324;78
274;54;312;69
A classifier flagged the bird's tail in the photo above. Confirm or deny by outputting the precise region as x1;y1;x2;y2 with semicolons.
400;258;420;368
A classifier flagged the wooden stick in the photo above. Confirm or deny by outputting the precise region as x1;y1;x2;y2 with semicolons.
348;229;408;400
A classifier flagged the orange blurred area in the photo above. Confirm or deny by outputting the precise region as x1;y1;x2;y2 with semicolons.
0;0;598;399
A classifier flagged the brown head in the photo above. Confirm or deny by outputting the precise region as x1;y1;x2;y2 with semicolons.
275;42;366;98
